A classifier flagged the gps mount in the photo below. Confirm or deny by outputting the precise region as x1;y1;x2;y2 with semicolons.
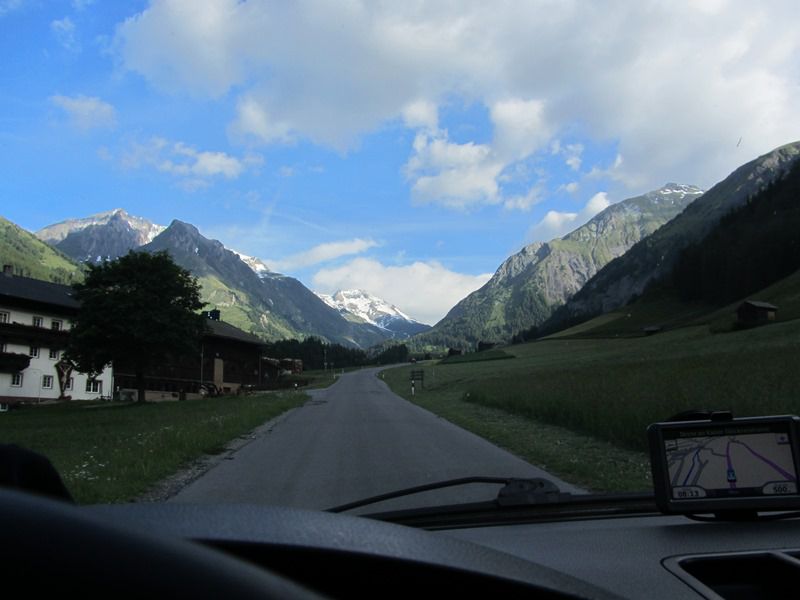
648;413;800;521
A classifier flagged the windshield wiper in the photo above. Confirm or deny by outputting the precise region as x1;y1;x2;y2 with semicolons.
328;476;511;513
328;476;657;528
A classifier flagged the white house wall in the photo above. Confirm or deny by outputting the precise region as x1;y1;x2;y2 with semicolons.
0;305;112;402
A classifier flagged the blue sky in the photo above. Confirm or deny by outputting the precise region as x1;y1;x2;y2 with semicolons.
2;1;798;324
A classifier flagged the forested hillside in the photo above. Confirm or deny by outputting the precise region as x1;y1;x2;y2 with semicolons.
668;160;800;305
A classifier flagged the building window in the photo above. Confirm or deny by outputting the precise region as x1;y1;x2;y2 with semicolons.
0;311;8;324
11;373;22;387
29;346;39;358
49;348;59;360
32;316;43;328
51;320;62;331
86;379;102;394
42;375;53;389
65;377;73;391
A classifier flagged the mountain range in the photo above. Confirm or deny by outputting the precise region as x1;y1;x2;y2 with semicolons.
317;289;431;339
3;141;799;351
24;210;422;348
36;208;165;263
541;141;800;334
415;183;704;348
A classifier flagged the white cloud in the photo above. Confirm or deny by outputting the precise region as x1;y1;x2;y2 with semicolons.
404;130;502;209
490;98;550;161
50;95;116;130
503;185;543;211
121;137;257;187
564;144;583;171
312;257;493;325
528;192;611;242
402;100;438;131
271;238;378;272
230;95;294;144
114;1;800;195
51;17;78;51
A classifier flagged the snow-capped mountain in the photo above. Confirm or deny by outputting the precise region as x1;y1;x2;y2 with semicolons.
316;289;431;339
35;209;166;263
36;208;276;276
37;208;165;247
232;251;272;278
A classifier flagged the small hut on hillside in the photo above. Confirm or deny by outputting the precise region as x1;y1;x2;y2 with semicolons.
736;300;778;325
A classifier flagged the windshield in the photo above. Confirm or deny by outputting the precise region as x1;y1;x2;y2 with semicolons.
1;1;799;512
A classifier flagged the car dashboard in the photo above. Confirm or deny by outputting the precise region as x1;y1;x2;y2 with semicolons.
3;488;799;599
55;495;800;598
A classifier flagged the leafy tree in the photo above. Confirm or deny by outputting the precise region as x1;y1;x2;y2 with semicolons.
66;251;207;402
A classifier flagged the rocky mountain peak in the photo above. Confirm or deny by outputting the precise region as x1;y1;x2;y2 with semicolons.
316;289;430;338
421;183;701;347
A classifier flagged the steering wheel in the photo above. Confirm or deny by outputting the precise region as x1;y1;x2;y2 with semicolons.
0;488;323;599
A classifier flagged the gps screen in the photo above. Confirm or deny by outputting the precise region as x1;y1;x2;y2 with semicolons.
665;429;798;500
649;416;800;514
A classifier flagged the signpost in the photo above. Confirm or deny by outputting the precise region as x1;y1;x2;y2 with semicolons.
410;369;424;395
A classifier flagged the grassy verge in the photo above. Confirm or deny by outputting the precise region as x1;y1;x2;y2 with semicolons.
0;392;307;504
439;349;513;364
383;319;800;492
382;366;650;491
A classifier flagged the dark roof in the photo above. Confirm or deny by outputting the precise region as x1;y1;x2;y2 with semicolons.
0;275;265;345
206;319;265;346
739;300;778;310
0;274;79;310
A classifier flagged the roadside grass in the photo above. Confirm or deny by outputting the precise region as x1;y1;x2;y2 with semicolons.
439;349;513;364
382;366;650;491
383;319;800;492
0;392;307;504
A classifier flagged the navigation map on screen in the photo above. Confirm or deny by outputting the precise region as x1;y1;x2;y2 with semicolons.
665;431;798;500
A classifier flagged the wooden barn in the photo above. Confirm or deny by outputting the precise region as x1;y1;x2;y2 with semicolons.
736;300;778;325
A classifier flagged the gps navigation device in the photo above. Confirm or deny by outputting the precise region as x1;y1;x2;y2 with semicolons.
648;414;800;516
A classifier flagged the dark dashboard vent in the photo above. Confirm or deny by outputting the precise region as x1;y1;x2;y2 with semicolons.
663;550;800;599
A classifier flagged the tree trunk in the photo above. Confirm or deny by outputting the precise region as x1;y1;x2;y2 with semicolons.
135;366;146;403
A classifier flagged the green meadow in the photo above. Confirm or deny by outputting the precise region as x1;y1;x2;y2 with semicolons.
384;318;800;492
0;392;306;504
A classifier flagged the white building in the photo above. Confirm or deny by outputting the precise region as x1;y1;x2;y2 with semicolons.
0;266;112;406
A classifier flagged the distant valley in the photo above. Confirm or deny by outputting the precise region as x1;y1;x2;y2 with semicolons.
2;209;424;349
3;141;800;352
415;183;704;349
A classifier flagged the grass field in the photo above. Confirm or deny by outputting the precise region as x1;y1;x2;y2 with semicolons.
0;392;306;504
384;318;800;492
439;349;513;364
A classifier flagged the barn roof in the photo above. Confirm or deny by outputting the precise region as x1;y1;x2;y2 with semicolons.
206;319;265;346
739;300;778;310
0;274;80;311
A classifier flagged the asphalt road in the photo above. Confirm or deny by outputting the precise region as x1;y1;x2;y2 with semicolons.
169;367;582;512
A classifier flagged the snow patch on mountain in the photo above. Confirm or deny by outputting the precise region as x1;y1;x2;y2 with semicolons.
36;208;165;245
315;289;428;329
232;251;271;277
655;183;704;199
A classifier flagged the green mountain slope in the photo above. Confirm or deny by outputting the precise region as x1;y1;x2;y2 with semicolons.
0;215;84;284
415;184;702;348
545;154;800;339
143;220;388;347
542;141;800;333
